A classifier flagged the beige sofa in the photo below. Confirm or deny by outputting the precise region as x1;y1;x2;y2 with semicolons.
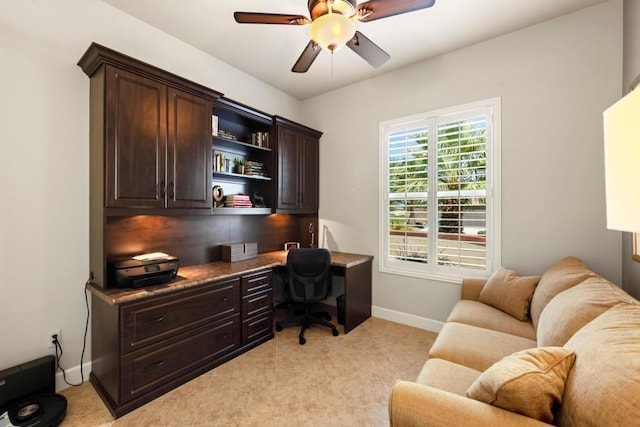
389;257;640;426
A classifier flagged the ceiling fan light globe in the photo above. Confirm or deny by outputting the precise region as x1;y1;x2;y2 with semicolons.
309;13;356;52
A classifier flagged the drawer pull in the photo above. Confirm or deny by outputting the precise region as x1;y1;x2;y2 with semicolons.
148;315;165;323
221;297;229;303
216;333;230;340
142;360;166;372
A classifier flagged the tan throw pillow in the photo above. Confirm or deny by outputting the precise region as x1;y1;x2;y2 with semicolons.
466;347;576;423
478;268;540;321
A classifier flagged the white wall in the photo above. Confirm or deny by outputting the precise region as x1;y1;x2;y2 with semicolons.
302;1;623;327
621;0;640;299
0;0;301;386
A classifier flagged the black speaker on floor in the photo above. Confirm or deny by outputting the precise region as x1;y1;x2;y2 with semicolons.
0;355;67;427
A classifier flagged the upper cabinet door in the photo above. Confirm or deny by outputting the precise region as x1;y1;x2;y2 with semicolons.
276;127;302;211
167;88;213;209
105;65;167;208
299;134;319;213
275;118;322;214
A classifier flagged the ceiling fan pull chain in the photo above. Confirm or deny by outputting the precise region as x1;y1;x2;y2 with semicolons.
331;51;334;79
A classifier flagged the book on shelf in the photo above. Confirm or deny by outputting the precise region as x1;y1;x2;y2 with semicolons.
224;194;252;207
249;132;270;148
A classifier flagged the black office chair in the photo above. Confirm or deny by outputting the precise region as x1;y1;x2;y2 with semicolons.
275;248;339;345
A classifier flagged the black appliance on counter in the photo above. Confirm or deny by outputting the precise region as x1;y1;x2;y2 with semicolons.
107;252;179;288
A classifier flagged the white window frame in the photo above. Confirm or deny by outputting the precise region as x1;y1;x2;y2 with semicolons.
379;98;501;283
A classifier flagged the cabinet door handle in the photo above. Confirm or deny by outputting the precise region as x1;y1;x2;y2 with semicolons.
168;181;174;200
142;360;166;372
159;181;165;199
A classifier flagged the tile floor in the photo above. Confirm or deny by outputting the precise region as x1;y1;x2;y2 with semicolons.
59;317;437;427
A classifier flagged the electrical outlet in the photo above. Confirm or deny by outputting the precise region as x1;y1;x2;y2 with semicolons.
48;329;61;349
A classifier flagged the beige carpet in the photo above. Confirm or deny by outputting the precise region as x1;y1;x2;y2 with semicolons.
60;316;437;426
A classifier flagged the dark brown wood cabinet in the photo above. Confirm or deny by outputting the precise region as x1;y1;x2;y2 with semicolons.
167;87;214;208
79;43;222;289
90;272;273;418
103;66;213;209
275;116;322;214
241;270;273;344
104;67;167;208
79;42;221;214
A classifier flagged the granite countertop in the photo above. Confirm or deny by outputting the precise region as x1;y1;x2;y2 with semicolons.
89;250;372;305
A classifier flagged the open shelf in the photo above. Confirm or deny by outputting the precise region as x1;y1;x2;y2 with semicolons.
213;136;271;153
213;171;271;181
211;207;272;215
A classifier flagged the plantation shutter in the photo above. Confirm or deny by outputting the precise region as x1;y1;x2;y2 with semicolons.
386;120;429;264
435;115;488;271
380;98;498;280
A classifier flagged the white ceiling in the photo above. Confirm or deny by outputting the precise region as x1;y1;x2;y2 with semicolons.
103;0;607;100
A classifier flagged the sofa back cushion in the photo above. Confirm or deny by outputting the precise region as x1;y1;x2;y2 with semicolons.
530;257;595;329
558;303;640;426
478;268;540;321
537;277;635;347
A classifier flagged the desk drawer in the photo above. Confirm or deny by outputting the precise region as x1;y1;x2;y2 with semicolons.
242;289;272;320
242;312;272;344
120;315;240;402
241;270;272;296
121;278;240;353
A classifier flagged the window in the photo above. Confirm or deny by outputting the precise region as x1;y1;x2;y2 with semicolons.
379;98;500;281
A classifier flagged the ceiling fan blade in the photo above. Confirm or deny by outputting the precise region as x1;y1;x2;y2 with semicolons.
234;12;310;25
355;0;435;22
292;40;322;73
346;31;390;68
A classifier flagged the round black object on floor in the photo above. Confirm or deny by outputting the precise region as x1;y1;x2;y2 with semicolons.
7;394;67;427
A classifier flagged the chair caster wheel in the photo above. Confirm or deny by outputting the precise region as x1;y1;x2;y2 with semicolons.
325;313;332;321
299;336;306;345
276;323;283;332
332;328;339;336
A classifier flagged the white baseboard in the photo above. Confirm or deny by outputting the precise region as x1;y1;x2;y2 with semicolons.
55;361;92;392
372;306;444;333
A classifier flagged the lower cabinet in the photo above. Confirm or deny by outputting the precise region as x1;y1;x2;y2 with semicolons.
241;270;273;344
90;270;274;418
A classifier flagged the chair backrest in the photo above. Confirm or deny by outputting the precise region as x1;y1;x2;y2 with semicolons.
287;248;331;304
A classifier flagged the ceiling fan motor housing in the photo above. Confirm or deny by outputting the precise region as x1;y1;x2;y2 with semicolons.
308;0;356;21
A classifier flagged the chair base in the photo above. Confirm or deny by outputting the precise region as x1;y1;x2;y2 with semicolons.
276;308;339;345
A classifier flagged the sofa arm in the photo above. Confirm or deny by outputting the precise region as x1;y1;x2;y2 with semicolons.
389;381;550;427
460;277;488;301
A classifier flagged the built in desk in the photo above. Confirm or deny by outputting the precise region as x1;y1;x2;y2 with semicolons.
88;250;372;417
91;250;373;333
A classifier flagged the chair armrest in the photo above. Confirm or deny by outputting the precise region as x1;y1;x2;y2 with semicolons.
389;381;551;427
460;277;488;301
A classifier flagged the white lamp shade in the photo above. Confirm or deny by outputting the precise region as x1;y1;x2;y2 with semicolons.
603;87;640;232
309;13;356;52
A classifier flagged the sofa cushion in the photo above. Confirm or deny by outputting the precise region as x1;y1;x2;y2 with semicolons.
537;277;635;347
416;358;482;397
447;300;536;340
478;268;540;321
558;303;640;426
466;347;575;424
428;322;537;372
529;256;595;329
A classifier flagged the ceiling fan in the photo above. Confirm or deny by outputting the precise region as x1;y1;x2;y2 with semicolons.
234;0;436;73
